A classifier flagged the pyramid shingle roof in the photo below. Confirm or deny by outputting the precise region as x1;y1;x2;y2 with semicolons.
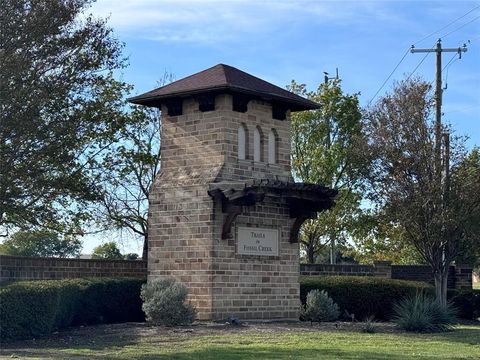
128;64;319;111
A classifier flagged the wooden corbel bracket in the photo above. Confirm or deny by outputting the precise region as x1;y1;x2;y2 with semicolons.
221;205;242;240
289;212;316;243
220;191;265;239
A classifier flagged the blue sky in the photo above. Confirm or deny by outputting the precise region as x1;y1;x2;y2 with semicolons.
84;0;480;254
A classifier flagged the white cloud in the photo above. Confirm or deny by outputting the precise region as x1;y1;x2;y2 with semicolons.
89;0;405;43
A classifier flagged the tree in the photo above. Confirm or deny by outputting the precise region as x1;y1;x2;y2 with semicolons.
346;210;424;265
95;74;172;260
450;148;480;269
95;106;161;260
289;79;366;263
91;241;123;260
124;252;139;260
0;0;130;235
0;230;82;258
364;77;480;305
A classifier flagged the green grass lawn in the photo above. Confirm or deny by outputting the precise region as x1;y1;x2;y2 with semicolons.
1;323;479;360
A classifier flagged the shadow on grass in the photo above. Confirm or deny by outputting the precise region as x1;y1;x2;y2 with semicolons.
431;326;480;345
0;347;445;360
1;324;144;351
2;323;479;360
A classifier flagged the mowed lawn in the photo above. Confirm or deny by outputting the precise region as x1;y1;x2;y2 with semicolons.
1;322;479;360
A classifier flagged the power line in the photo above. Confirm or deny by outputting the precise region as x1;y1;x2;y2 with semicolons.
406;49;432;81
413;4;480;45
440;53;460;89
468;34;480;42
367;6;478;106
410;39;468;190
443;53;459;72
441;14;480;39
367;48;410;106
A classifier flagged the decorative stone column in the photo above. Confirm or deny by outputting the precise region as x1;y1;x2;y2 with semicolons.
129;64;337;320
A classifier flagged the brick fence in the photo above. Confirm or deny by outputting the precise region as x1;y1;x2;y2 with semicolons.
1;255;473;290
0;255;147;282
300;261;472;290
391;265;455;288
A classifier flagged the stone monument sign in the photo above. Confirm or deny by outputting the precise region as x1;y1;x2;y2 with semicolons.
129;64;336;320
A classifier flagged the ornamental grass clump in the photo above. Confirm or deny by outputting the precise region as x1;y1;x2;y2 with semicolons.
141;278;196;326
393;292;456;333
302;289;340;323
360;315;378;333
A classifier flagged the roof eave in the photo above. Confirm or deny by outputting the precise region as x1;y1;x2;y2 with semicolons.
128;85;320;111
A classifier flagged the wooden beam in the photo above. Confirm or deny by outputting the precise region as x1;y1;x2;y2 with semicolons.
221;205;242;240
290;214;313;243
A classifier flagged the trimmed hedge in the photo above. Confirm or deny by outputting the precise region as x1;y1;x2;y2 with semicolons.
300;276;434;321
448;289;480;320
0;278;145;341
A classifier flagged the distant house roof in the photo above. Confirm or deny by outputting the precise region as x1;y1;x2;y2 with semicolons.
128;64;319;112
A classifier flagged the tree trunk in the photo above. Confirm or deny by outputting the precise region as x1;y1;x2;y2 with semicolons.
330;236;336;264
307;241;315;264
433;270;449;307
142;234;148;261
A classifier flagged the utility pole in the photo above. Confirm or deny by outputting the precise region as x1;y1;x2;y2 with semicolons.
411;39;465;286
323;68;339;265
411;39;467;186
323;68;339;85
442;132;450;207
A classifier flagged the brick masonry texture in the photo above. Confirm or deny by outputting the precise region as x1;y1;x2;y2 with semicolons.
0;255;147;282
148;94;299;320
1;253;471;291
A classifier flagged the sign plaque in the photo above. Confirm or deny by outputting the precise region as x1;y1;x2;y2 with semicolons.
237;227;279;256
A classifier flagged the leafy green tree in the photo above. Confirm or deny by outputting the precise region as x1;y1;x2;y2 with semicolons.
0;230;82;258
450;148;480;269
364;77;480;305
289;79;366;263
95;106;160;260
95;74;173;260
124;253;139;260
346;211;423;265
0;0;130;235
91;241;123;260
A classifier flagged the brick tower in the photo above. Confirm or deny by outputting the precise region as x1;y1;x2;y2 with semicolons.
129;64;336;320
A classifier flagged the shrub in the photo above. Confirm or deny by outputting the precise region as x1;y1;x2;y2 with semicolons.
141;278;196;326
72;278;145;325
300;276;433;320
360;315;377;333
393;292;456;332
302;289;339;322
0;278;145;341
447;289;480;320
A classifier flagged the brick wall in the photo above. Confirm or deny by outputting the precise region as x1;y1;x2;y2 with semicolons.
300;261;472;289
300;263;376;277
211;197;299;320
391;265;455;288
148;94;299;320
454;265;474;290
0;255;147;282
